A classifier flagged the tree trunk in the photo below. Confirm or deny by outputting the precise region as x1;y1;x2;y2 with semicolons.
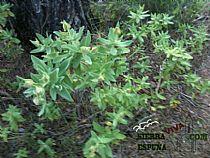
0;0;90;42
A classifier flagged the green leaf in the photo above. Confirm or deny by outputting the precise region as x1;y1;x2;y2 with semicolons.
83;54;92;65
108;28;118;41
90;131;99;140
110;47;117;55
155;91;166;100
77;26;84;40
97;144;107;158
31;55;48;72
61;20;70;31
36;33;45;43
43;51;58;59
58;87;73;101
93;122;105;134
99;137;113;144
104;145;112;157
30;46;45;54
38;104;46;116
53;54;69;63
113;131;126;140
72;54;82;68
62;44;79;52
81;31;91;46
49;68;59;84
50;87;57;101
59;58;70;75
98;38;110;45
116;40;132;47
62;76;73;91
183;53;193;59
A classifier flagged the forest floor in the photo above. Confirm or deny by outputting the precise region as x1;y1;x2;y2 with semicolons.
0;3;210;158
119;4;210;158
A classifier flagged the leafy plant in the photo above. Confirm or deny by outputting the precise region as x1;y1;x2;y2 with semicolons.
90;0;207;31
37;138;55;158
33;123;47;134
0;3;14;25
0;126;10;142
18;21;132;120
128;5;150;24
178;24;209;54
83;122;126;158
1;105;25;131
0;3;22;58
133;56;152;74
14;148;29;158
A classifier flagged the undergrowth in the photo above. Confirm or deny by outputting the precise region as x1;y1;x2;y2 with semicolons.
0;3;23;91
0;3;210;158
0;3;22;59
90;0;208;31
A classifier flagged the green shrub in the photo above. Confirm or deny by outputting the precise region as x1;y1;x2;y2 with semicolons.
14;148;29;158
1;105;25;132
90;0;207;30
0;3;22;58
37;138;55;158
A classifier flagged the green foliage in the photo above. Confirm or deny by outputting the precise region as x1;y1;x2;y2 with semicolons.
139;0;206;22
37;138;56;158
90;84;143;111
0;126;10;142
128;5;150;24
1;105;25;131
133;56;152;74
33;123;47;134
90;0;207;30
17;4;209;158
178;24;209;54
83;122;125;158
0;3;22;58
0;3;14;25
85;5;208;156
18;21;132;121
14;148;29;158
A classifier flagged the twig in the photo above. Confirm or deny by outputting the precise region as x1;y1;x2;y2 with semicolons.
0;90;18;105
